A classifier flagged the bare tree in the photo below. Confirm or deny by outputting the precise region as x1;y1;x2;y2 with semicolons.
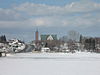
67;30;80;42
59;36;69;42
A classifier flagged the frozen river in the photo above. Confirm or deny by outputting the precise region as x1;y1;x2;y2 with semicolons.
0;52;100;75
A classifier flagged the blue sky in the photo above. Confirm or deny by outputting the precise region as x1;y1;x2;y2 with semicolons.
0;0;79;8
0;0;100;8
0;0;100;42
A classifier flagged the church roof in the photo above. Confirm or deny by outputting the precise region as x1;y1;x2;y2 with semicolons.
41;35;57;41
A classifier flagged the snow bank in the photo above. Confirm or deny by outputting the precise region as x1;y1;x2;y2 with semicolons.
5;52;100;61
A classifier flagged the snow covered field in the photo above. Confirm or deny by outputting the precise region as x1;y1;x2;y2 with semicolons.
0;52;100;75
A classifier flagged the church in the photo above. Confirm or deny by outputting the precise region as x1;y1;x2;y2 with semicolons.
35;30;60;50
40;34;58;50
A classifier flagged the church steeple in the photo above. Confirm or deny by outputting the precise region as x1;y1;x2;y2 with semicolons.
35;29;39;43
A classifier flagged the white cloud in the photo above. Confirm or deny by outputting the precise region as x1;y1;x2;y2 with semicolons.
14;1;100;16
0;8;24;21
0;0;100;28
0;14;99;28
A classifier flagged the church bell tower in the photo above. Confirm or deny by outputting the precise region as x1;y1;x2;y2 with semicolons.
35;29;39;43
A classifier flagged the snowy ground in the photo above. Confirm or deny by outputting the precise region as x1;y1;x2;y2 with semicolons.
0;52;100;75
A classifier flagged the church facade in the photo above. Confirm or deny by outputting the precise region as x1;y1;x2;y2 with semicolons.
40;34;60;50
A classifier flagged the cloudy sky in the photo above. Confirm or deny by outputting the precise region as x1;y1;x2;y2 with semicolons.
0;0;100;42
